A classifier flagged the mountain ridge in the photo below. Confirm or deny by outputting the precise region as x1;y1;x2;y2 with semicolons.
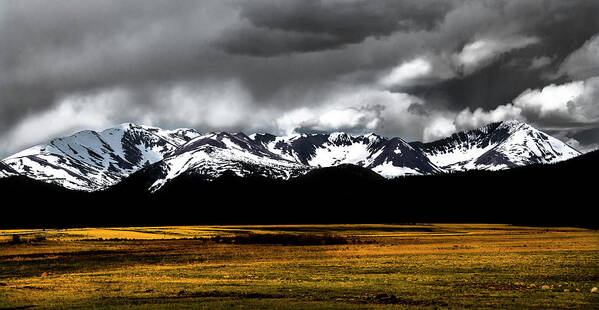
410;120;580;170
1;123;201;190
0;120;581;191
1;149;597;228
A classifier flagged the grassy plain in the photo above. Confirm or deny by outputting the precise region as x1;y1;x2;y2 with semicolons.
1;224;598;309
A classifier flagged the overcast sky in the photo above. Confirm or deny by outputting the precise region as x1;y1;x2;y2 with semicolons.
1;0;599;157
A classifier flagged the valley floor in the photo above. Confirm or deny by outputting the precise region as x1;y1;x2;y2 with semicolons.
0;224;598;309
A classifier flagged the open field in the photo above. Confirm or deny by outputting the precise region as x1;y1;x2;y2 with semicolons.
1;224;598;309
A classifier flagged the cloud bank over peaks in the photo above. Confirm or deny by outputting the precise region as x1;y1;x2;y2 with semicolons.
1;1;599;156
453;77;599;134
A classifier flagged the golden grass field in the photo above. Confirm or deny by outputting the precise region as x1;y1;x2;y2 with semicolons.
0;224;598;309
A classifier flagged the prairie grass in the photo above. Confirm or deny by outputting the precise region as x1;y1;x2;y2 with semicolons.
0;224;598;309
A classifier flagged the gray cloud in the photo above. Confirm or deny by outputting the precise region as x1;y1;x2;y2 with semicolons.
528;56;553;70
219;0;456;56
1;0;599;157
451;76;599;151
0;0;239;130
557;34;599;80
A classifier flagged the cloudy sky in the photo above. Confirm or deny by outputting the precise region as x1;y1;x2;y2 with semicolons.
1;0;599;157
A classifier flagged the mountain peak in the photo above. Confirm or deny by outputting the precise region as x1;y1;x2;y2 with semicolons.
1;121;583;191
328;132;352;143
114;122;159;131
2;123;202;190
413;120;580;171
498;119;525;127
364;132;381;138
116;122;137;129
495;120;535;134
329;131;349;138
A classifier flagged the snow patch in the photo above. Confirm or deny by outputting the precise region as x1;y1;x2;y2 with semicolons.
372;161;422;178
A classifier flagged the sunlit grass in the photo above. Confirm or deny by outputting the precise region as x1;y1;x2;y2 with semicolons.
1;224;598;309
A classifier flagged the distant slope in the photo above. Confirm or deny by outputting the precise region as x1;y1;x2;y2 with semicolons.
0;162;16;178
252;132;441;177
1;121;581;192
411;120;580;171
1;150;596;228
1;124;200;190
109;131;440;192
147;132;310;191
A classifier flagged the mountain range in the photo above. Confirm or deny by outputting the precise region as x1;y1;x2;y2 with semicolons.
0;120;581;192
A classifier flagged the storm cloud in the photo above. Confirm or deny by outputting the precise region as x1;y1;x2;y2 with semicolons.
219;0;455;56
1;0;599;157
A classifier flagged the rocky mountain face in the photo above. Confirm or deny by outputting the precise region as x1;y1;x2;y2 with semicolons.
1;123;200;190
146;132;310;192
0;162;16;178
0;120;581;191
251;132;441;178
410;120;580;171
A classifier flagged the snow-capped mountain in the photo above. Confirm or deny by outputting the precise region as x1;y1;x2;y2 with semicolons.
1;123;200;190
410;120;581;171
0;120;581;191
133;131;440;192
147;132;310;191
250;132;441;178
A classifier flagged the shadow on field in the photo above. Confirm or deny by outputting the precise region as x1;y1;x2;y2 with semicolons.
108;290;449;307
0;246;208;279
209;233;349;245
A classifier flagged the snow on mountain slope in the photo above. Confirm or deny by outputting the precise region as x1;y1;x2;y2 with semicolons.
0;120;582;191
149;131;442;191
411;120;581;171
366;138;443;177
149;132;309;191
251;132;440;177
1;124;200;190
307;133;382;167
0;162;17;178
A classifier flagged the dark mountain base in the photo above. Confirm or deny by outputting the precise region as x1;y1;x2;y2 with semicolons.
1;151;597;229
